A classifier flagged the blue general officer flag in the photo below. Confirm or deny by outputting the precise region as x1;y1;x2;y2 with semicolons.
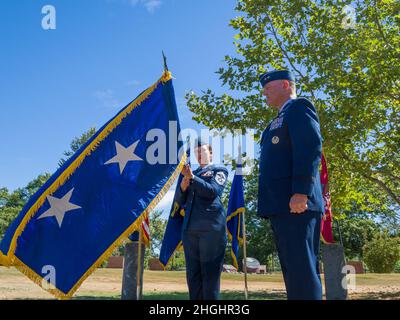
226;163;245;270
158;143;190;268
0;71;185;299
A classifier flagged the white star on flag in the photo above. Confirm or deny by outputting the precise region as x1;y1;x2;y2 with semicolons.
104;140;143;174
37;188;82;228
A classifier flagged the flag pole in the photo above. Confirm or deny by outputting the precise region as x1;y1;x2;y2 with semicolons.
237;143;249;300
162;50;169;71
242;207;249;300
136;224;143;300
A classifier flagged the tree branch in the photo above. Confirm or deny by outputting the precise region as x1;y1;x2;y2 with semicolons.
372;4;396;52
265;13;317;101
338;149;400;206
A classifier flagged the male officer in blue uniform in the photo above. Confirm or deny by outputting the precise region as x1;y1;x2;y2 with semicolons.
257;70;324;300
174;138;228;300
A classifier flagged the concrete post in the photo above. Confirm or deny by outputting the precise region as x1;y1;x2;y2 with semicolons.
121;241;146;300
321;243;348;300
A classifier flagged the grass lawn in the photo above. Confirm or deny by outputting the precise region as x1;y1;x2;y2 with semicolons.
0;267;399;300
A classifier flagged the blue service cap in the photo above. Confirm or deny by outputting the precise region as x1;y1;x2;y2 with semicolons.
259;70;295;87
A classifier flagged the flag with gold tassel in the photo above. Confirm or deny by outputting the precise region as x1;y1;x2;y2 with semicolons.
226;163;245;270
158;142;190;268
0;70;184;299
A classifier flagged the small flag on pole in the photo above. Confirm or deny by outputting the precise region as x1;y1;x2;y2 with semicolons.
320;153;334;244
128;212;151;246
226;163;245;270
141;214;151;244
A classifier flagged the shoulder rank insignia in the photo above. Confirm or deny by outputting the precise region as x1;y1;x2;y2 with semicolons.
270;117;284;130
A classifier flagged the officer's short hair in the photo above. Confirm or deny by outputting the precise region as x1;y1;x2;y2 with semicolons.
194;138;212;153
195;143;212;153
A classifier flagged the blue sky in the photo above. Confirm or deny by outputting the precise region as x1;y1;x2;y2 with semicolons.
0;0;240;199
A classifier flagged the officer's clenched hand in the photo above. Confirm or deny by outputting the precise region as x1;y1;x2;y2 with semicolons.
181;164;193;178
180;176;190;192
289;194;308;214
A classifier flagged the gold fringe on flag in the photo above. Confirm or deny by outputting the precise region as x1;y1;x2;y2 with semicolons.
1;71;190;299
4;71;172;264
226;207;245;270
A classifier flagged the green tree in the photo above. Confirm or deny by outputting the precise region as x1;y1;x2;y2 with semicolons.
147;210;168;258
166;250;186;271
0;188;8;207
0;207;20;240
58;127;96;167
0;174;51;240
186;0;400;215
334;211;381;259
363;232;400;273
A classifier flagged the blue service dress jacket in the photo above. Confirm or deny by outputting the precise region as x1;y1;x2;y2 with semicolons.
174;164;228;232
257;97;324;217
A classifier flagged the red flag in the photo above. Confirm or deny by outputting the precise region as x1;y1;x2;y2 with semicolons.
320;153;335;244
141;213;150;245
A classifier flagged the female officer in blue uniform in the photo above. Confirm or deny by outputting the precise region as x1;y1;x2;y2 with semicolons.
174;139;228;300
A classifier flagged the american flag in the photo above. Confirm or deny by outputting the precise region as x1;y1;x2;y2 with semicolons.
141;213;150;245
